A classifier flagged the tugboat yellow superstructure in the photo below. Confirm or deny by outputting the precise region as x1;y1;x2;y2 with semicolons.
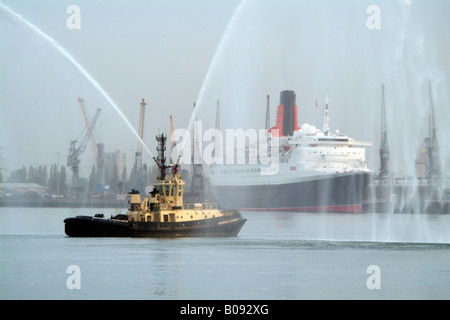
64;134;246;237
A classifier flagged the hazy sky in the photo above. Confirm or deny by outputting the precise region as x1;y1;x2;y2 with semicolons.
1;0;449;180
0;0;240;176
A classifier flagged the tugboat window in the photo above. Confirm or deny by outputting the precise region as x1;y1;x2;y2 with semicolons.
164;185;170;196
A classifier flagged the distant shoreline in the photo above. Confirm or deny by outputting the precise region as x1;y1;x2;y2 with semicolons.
0;198;128;209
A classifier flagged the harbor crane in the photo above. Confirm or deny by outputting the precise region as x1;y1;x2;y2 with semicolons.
379;84;390;180
67;108;101;196
190;102;205;202
425;82;443;200
77;97;105;192
134;98;146;192
170;115;175;151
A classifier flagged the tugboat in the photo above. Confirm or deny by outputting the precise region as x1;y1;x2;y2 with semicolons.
64;134;246;237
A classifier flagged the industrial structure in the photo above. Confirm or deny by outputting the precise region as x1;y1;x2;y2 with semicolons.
190;102;206;202
134;98;146;193
425;82;443;192
365;82;448;213
170;115;176;154
77;97;106;192
379;84;391;180
67;107;101;196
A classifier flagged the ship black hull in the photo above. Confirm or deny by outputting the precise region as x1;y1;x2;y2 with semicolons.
64;212;246;237
210;172;373;213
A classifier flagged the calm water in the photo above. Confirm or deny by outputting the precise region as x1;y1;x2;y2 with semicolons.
0;207;449;299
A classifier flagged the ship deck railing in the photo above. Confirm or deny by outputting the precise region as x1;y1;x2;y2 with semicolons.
183;203;218;210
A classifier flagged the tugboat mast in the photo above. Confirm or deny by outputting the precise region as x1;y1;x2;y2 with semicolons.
153;133;169;180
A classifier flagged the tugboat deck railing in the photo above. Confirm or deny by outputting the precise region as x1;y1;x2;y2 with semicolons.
183;203;218;210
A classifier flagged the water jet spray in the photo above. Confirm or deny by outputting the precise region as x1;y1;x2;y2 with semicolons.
181;0;246;154
0;2;154;159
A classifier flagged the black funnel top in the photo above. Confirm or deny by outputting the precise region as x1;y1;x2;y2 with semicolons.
280;90;296;136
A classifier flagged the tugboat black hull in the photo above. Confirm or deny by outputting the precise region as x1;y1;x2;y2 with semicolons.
64;211;246;237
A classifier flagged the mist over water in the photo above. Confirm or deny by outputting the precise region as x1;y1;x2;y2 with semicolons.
187;0;449;181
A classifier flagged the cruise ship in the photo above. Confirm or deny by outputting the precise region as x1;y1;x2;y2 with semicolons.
208;90;374;213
